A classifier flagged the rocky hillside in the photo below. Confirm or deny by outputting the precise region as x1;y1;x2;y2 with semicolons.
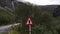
0;0;18;8
0;0;59;13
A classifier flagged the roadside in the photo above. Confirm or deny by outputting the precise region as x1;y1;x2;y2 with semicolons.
8;29;20;34
0;23;21;34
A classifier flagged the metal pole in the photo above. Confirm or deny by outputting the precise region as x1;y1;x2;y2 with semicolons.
29;25;31;34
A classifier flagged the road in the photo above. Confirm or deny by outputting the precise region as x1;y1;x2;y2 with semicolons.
0;23;21;34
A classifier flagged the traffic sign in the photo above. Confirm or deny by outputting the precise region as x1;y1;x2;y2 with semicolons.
25;16;33;26
25;16;34;34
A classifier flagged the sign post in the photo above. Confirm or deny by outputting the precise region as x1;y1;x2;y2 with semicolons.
25;16;34;34
29;25;31;34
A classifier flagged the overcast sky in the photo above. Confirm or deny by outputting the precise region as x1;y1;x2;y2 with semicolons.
17;0;60;5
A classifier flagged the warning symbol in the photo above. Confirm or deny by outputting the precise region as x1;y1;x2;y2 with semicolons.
25;16;33;26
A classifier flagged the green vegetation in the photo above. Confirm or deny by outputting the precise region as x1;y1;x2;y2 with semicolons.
8;30;20;34
15;2;60;34
0;9;16;25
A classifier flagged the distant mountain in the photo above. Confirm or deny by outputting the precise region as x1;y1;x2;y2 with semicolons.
39;5;59;13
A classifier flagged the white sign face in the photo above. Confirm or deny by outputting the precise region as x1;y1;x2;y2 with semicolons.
26;18;32;25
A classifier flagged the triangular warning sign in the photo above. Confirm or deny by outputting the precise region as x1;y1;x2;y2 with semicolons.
26;18;32;24
25;16;33;26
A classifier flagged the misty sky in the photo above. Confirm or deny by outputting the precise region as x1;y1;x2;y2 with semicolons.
17;0;60;5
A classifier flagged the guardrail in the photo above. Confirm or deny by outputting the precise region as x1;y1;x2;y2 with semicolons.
0;23;22;34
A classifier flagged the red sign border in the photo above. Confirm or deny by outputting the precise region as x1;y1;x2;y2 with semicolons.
25;16;34;26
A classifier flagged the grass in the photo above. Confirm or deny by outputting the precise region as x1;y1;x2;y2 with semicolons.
8;30;20;34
